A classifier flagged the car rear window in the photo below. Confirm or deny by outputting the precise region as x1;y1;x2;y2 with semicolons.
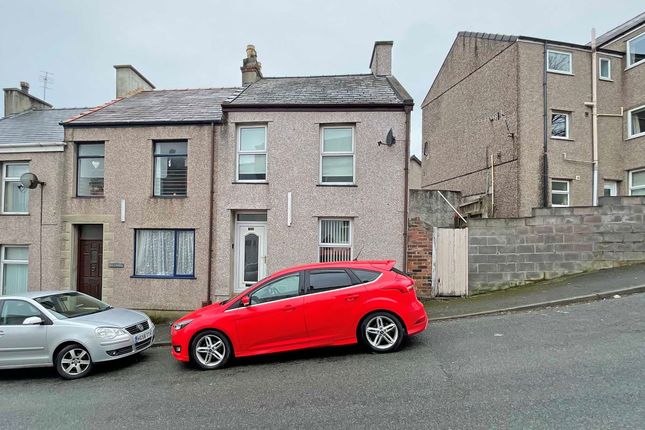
390;267;411;278
309;269;353;292
351;269;380;283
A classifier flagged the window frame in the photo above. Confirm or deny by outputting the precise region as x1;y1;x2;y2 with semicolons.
0;245;29;295
551;111;570;140
599;57;612;80
626;32;645;69
153;140;188;198
1;162;29;215
236;125;268;183
318;218;353;262
546;49;573;75
132;228;196;279
629;169;645;196
320;125;356;185
551;180;570;207
627;104;645;139
76;142;105;198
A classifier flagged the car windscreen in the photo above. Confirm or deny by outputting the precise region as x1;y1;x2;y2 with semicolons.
34;292;111;319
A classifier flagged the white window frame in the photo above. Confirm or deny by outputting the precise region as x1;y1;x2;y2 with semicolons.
1;162;29;215
546;49;573;75
551;180;570;207
599;57;611;80
627;104;645;139
551;111;570;139
236;125;268;183
626;32;645;69
318;218;353;262
603;180;618;197
629;169;645;195
320;126;355;185
0;245;29;295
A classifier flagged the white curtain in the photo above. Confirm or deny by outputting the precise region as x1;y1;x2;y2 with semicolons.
135;230;174;276
4;182;28;213
176;231;194;276
2;263;28;295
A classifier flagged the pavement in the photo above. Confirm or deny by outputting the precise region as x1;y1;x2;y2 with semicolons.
2;293;643;429
152;263;645;347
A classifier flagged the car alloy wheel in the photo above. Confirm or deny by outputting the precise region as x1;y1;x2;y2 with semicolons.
191;330;231;370
362;313;404;353
56;344;93;379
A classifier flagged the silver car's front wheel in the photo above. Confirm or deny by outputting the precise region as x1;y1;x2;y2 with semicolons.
191;330;231;370
361;312;404;353
55;344;93;379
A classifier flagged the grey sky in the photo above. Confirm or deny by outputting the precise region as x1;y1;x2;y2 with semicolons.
1;0;643;155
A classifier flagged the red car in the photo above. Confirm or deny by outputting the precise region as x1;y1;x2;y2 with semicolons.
171;260;427;369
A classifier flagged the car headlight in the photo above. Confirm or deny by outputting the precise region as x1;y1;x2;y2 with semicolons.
95;327;128;339
173;319;193;330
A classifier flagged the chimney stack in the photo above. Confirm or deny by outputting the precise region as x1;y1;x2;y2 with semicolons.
369;41;393;76
241;44;262;86
3;81;52;117
114;65;155;98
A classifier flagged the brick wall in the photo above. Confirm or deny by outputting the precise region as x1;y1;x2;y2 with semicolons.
407;217;433;297
469;196;645;293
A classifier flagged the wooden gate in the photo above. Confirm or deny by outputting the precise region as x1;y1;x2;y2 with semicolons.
432;228;468;297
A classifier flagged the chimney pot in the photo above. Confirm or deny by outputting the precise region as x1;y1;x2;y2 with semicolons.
241;44;262;86
20;81;29;93
370;41;393;76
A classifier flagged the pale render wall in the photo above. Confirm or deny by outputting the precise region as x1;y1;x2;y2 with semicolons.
211;110;407;299
62;125;214;310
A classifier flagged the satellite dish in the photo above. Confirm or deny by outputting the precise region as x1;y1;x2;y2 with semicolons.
19;172;42;190
378;129;396;147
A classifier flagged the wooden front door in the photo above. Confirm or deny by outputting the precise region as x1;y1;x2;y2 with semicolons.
78;239;103;299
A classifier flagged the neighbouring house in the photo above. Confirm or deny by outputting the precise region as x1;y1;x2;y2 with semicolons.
421;12;645;218
40;41;413;311
0;82;86;295
408;155;423;189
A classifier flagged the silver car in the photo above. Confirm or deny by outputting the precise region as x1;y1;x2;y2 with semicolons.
0;291;155;379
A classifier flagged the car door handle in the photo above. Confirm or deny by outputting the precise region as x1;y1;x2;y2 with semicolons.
344;294;360;302
283;305;296;312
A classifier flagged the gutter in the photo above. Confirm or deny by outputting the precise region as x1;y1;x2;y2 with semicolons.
403;105;412;271
0;142;66;153
590;29;599;206
63;119;224;128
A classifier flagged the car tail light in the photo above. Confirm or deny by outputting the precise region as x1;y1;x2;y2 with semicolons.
383;276;415;294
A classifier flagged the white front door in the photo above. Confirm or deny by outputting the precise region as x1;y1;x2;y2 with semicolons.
235;223;267;292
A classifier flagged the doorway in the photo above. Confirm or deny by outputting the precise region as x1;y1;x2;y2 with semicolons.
234;213;267;292
77;224;103;299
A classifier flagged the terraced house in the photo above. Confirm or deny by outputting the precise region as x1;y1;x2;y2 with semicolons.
1;42;413;312
421;12;645;218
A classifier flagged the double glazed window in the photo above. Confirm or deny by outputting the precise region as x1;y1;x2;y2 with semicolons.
599;58;611;80
0;246;28;295
551;180;570;207
628;105;645;139
319;219;352;262
1;163;29;214
237;126;267;182
321;127;354;184
551;112;570;139
154;141;187;197
134;229;195;278
629;170;645;196
546;50;572;74
627;32;645;68
77;143;104;197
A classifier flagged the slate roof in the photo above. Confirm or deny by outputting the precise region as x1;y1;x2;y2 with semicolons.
226;74;412;106
0;108;87;144
594;11;645;47
64;88;242;126
458;31;518;43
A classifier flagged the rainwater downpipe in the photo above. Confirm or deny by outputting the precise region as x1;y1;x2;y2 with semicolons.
542;42;549;208
591;29;599;206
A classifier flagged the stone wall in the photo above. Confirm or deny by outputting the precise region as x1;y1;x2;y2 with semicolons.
469;196;645;293
407;217;433;297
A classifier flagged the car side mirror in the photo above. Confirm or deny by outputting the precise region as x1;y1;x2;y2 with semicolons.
241;295;251;307
23;316;44;325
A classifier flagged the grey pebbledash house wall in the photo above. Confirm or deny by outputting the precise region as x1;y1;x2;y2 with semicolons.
468;196;645;293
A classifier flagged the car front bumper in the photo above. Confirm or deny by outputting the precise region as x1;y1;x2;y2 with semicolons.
92;324;156;363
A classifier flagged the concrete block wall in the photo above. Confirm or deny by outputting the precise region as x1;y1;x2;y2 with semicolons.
407;217;433;297
468;196;645;293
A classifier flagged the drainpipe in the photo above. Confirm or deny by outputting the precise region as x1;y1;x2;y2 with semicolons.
591;28;599;206
403;105;412;271
205;122;216;306
542;42;549;208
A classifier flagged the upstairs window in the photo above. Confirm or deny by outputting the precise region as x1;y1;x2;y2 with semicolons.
547;50;572;74
551;180;570;207
237;126;267;182
1;162;29;214
599;58;611;80
627;33;645;68
154;141;187;197
551;112;570;139
319;218;352;262
77;143;104;197
321;126;354;184
628;105;645;139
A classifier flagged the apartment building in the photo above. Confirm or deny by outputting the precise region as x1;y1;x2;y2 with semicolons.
421;12;645;218
0;42;413;311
